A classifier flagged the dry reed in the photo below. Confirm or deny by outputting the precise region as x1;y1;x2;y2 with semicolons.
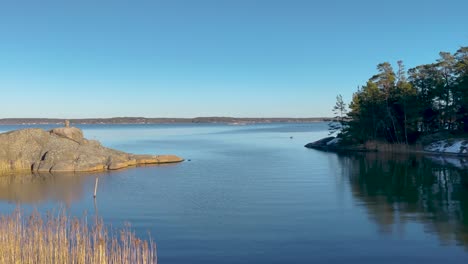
364;140;423;153
0;208;157;264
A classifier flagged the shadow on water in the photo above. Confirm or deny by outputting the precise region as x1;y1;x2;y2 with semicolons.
337;152;468;249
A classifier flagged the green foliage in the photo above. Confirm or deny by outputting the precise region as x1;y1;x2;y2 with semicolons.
338;46;468;145
328;94;347;135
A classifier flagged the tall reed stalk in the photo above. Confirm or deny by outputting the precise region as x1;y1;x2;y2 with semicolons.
0;208;157;264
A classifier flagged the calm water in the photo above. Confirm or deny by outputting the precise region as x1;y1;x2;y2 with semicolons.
1;123;468;263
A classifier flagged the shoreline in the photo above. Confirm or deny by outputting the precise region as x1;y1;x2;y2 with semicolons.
0;117;332;125
307;145;468;158
305;138;468;158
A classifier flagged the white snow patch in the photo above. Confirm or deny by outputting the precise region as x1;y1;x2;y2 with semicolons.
425;139;468;154
445;141;463;153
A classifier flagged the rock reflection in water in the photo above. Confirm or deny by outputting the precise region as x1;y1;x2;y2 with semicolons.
339;153;468;248
0;172;100;205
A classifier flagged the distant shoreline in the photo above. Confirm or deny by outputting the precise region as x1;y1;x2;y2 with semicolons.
0;117;331;125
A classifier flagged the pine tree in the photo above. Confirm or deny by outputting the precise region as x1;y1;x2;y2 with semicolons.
328;94;347;135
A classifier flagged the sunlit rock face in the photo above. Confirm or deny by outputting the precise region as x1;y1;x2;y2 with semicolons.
0;127;183;174
50;127;84;143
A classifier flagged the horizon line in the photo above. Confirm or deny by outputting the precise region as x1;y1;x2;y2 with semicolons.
0;116;332;120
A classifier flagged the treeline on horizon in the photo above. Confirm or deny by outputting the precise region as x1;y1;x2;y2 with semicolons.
0;117;330;125
332;46;468;145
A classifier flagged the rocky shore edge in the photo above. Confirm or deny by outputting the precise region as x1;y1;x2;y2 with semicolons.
304;137;371;152
305;136;468;156
0;126;183;174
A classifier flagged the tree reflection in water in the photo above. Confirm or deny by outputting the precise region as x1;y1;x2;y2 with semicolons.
338;153;468;249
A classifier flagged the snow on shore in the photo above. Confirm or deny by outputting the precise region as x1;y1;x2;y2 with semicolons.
425;139;468;154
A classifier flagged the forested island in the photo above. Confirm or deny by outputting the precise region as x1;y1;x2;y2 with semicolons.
308;46;468;154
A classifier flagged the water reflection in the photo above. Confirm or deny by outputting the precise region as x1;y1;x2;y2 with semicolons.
339;153;468;248
0;172;100;205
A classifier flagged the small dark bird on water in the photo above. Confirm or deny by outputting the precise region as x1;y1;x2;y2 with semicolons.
290;136;293;139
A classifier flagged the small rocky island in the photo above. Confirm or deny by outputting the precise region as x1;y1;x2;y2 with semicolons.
0;122;183;174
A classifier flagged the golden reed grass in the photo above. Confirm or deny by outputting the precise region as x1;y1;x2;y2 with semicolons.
0;208;157;264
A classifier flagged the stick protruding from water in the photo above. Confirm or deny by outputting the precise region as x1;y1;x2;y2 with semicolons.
93;177;99;198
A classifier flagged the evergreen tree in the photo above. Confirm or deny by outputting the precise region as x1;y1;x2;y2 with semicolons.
328;94;347;135
337;46;468;145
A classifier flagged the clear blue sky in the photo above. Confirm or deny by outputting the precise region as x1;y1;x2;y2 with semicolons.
0;0;467;118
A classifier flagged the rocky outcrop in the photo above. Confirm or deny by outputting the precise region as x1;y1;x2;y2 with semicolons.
50;127;84;143
0;127;183;174
305;136;369;152
304;137;336;149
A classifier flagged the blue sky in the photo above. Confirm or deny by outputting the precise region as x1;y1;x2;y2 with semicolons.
0;0;467;118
